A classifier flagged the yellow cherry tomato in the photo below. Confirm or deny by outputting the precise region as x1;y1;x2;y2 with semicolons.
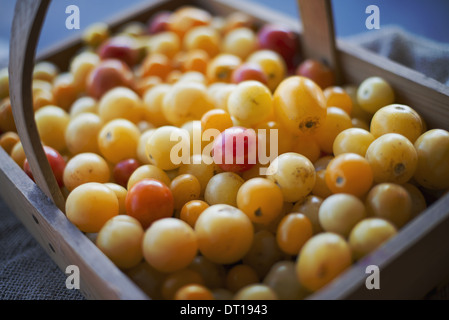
178;154;221;195
142;218;198;273
237;177;284;225
33;61;59;83
365;183;412;228
194;204;254;264
65;112;102;155
0;132;20;155
247;50;286;91
170;174;201;210
206;53;242;83
179;200;209;228
313;106;353;155
266;152;316;203
142;84;171;127
162;82;214;127
273;76;327;136
357;76;395;114
323;86;353;115
204;172;244;207
234;284;278;300
104;182;128;215
98;119;141;164
365;133;417;184
201;109;234;133
96;215;144;269
349;218;397;260
136;129;155;164
413;129;449;190
276;213;313;256
183;25;220;57
63;152;111;192
69;96;98;118
222;27;257;60
318;193;367;237
333;128;375;157
66;182;119;233
145;125;189;171
127;164;171;190
227;80;273;127
97;87;144;124
35;105;70;153
296;232;352;292
370;104;423;143
174;284;214;300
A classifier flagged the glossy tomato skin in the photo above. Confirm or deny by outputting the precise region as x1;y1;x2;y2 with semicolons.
212;126;258;173
23;146;66;187
125;178;174;229
113;158;140;187
231;63;268;85
98;36;139;67
147;11;171;34
296;59;335;90
86;59;135;100
257;24;300;70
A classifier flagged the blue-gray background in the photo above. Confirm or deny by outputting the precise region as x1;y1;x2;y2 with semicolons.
0;0;449;63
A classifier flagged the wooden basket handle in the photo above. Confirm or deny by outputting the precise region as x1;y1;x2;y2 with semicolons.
9;0;65;212
297;0;342;84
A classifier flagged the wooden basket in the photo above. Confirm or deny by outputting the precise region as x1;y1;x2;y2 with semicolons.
4;0;449;300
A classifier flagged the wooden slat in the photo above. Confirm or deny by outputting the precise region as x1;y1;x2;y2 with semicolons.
0;147;149;300
297;0;342;84
8;0;65;212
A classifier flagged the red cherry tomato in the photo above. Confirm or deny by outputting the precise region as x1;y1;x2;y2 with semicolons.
296;59;335;89
125;178;174;229
86;59;135;100
113;158;140;187
231;63;269;85
98;36;139;67
23;146;66;187
257;24;300;69
147;11;171;34
212;126;258;173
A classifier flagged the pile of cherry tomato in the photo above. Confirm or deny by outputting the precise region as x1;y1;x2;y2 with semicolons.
1;5;449;300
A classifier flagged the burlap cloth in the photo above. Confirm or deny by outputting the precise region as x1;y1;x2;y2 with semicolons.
345;25;449;86
1;25;449;300
0;196;84;300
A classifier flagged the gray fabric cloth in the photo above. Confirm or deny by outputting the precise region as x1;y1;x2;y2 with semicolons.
344;25;449;86
0;195;85;300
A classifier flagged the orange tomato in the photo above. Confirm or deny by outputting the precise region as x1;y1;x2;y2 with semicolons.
125;178;174;229
273;76;327;136
325;153;373;198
